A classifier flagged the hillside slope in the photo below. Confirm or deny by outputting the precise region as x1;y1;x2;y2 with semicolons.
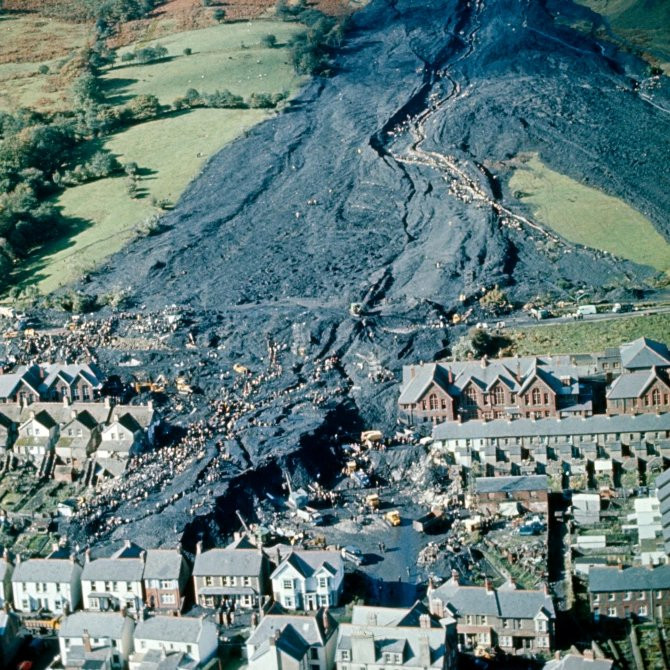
77;0;670;545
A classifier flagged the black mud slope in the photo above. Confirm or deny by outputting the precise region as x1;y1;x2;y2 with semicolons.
82;0;670;545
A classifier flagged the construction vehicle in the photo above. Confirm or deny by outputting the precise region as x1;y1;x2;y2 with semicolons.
365;493;380;510
132;375;166;394
361;430;383;445
176;376;193;395
384;510;401;527
345;460;357;475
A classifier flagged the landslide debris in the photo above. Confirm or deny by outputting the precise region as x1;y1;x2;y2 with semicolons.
77;0;670;547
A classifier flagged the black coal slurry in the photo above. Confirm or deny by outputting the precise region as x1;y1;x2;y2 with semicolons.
78;0;670;548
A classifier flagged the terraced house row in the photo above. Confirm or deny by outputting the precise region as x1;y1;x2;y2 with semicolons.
399;337;670;425
0;364;156;479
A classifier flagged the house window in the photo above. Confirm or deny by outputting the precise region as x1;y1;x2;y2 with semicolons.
283;580;293;590
204;576;213;586
537;637;550;648
186;644;193;655
340;650;351;661
608;607;617;617
83;387;90;400
492;387;504;405
652;389;661;405
318;577;327;588
319;595;329;606
638;592;645;600
464;387;477;407
536;618;547;632
243;576;252;586
544;393;549;405
657;591;664;599
532;388;541;405
161;593;176;605
639;605;648;616
310;648;319;660
429;394;438;410
160;580;173;590
499;636;512;648
608;593;615;601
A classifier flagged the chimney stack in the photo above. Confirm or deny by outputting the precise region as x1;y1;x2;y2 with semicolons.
84;548;91;563
82;630;92;653
63;396;70;408
196;541;203;555
485;578;494;594
451;569;459;585
419;613;431;629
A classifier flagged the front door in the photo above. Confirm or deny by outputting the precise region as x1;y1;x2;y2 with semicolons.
306;594;317;610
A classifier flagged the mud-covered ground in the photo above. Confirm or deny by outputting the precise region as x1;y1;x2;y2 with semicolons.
74;0;670;550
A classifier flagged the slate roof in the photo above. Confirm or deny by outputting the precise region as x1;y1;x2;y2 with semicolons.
82;557;144;582
40;363;104;392
193;547;263;577
12;556;80;583
338;614;447;667
399;355;589;405
431;580;555;619
59;611;132;639
112;404;155;429
135;615;215;644
20;409;57;430
433;412;670;441
247;609;336;662
588;565;670;592
351;602;442;629
543;654;613;670
475;475;548;494
620;338;670;370
0;365;42;399
607;368;670;399
143;550;186;581
270;550;342;580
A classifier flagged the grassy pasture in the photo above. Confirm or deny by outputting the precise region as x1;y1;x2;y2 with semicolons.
507;312;670;356
575;0;670;73
14;107;271;293
10;19;304;294
509;155;670;273
103;21;304;105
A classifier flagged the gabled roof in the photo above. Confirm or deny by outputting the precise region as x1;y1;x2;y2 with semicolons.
106;413;143;434
82;556;144;582
59;611;132;639
135;615;215;644
0;365;43;399
431;580;555;620
270;550;342;580
398;364;455;405
20;409;57;430
351;601;442;629
193;547;264;577
247;608;336;659
40;363;104;392
12;555;81;583
588;565;670;592
143;550;186;580
607;367;670;400
62;410;99;432
620;338;670;370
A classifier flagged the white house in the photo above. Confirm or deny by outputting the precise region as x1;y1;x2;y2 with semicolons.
58;611;135;670
246;607;338;670
11;548;82;614
81;542;145;614
14;409;58;461
129;615;218;669
335;602;457;670
270;550;344;611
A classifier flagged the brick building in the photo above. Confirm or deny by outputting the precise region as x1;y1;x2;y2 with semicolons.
588;564;670;621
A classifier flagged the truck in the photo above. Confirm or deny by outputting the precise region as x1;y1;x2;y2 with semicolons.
576;304;597;317
412;506;444;533
384;510;401;527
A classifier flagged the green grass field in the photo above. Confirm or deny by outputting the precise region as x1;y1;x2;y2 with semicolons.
13;108;270;293
103;21;304;105
509;155;670;273
507;312;670;355
575;0;670;73
11;20;305;294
